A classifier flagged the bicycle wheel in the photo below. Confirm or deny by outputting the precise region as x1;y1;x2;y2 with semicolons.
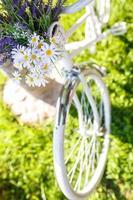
53;68;111;200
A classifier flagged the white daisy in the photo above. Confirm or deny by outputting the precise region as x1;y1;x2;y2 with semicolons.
40;61;52;75
42;44;61;62
12;45;26;70
25;74;35;87
21;48;31;68
13;61;23;71
12;71;21;84
50;31;66;48
11;32;62;87
50;35;62;46
25;72;48;87
30;65;44;77
34;74;48;87
30;49;41;65
12;45;26;56
36;40;44;51
30;33;40;46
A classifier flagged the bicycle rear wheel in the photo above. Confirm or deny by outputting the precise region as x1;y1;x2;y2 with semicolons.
53;68;111;200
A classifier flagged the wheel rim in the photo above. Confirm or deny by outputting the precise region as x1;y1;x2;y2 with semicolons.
63;73;110;194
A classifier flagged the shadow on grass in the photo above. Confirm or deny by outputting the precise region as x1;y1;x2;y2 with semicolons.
101;176;127;200
111;104;133;145
0;180;26;200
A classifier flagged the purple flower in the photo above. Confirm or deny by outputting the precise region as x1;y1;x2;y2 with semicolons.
44;31;49;39
32;6;37;18
18;1;29;17
52;6;61;21
30;0;38;18
13;0;20;7
0;37;18;63
0;37;17;54
0;57;4;65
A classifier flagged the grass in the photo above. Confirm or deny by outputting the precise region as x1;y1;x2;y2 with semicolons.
0;0;133;199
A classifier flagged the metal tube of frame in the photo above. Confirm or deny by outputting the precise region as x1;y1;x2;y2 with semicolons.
65;13;90;39
67;30;111;58
61;0;94;14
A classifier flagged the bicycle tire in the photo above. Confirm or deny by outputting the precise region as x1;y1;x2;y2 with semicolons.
53;68;111;200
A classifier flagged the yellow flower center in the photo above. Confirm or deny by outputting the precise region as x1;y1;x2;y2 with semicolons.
24;55;29;61
46;49;53;57
31;54;37;60
37;43;43;49
32;37;37;43
43;64;49;70
51;37;56;44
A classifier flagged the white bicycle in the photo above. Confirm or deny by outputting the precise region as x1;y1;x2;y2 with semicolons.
50;0;126;199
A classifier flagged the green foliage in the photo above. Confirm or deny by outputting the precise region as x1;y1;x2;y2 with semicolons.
0;96;65;199
0;0;133;199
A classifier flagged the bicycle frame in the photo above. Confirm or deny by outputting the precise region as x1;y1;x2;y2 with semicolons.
49;1;116;70
49;8;107;131
50;0;125;131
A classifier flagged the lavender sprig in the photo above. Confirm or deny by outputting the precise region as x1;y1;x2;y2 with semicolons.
18;1;29;18
13;0;20;8
0;37;17;54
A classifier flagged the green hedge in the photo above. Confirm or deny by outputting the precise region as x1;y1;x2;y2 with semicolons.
0;0;133;199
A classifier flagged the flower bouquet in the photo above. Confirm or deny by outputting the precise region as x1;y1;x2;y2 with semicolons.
0;0;68;123
0;0;66;87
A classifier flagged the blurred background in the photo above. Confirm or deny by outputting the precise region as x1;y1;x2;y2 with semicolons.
0;0;133;199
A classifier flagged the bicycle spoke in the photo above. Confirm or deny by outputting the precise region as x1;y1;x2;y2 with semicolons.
91;137;96;174
68;139;84;183
84;136;96;185
74;138;85;191
65;136;82;164
84;138;91;187
81;91;94;133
